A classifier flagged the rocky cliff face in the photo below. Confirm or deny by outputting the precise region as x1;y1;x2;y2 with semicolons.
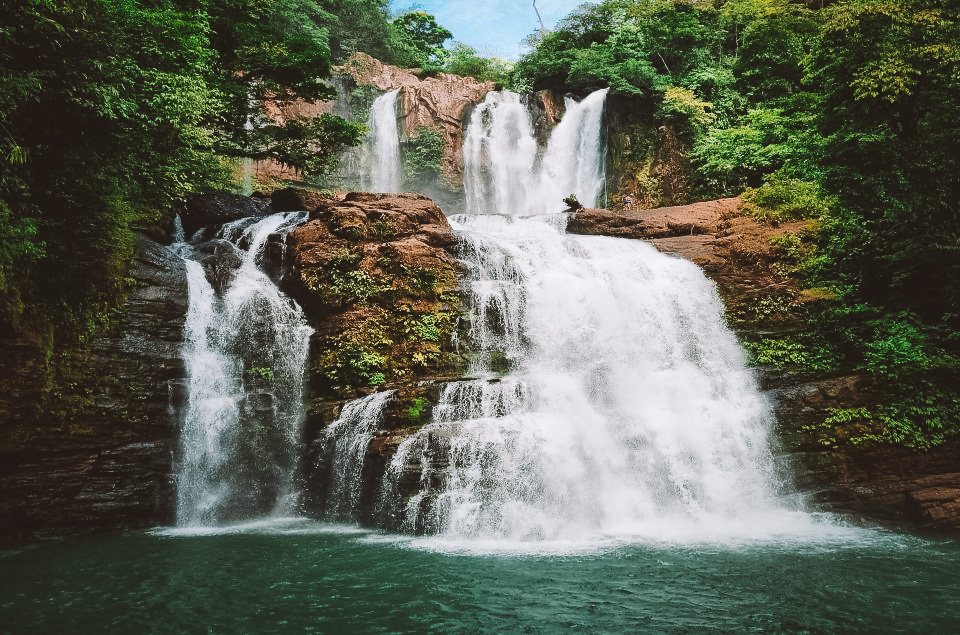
570;200;960;531
0;235;187;541
253;54;494;190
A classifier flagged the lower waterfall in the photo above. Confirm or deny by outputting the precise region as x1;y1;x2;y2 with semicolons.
311;88;809;542
173;212;312;527
381;214;787;540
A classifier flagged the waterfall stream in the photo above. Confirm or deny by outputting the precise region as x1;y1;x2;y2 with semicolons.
361;89;402;193
374;89;798;540
173;212;312;527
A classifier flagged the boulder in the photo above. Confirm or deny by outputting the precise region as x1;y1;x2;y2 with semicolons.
181;190;272;237
195;239;244;295
270;187;335;213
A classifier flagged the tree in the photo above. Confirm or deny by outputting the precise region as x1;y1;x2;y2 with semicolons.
809;0;960;320
388;11;453;69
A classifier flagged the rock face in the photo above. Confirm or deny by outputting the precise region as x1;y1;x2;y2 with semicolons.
570;199;960;532
570;198;803;321
181;190;272;237
282;191;467;520
338;54;495;186
0;235;187;541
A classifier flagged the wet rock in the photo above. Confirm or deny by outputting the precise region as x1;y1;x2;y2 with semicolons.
288;193;468;522
271;187;334;213
181;190;272;237
0;234;187;541
195;239;243;295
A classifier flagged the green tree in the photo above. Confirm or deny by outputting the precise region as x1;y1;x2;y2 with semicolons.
809;0;960;319
388;11;452;70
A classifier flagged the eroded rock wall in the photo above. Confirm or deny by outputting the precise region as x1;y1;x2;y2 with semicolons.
0;235;187;540
281;190;468;521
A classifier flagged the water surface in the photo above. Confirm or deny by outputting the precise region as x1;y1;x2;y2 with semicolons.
3;520;958;633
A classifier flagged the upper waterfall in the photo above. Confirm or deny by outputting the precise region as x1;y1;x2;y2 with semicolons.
362;89;402;193
463;89;608;215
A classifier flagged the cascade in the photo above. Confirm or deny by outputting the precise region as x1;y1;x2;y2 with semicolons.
173;212;312;527
362;89;402;193
315;391;395;522
372;89;793;540
463;89;608;215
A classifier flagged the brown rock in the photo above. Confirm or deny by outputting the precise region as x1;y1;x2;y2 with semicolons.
338;53;494;186
271;186;335;213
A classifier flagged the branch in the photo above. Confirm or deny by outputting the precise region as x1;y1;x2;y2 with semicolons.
533;0;545;32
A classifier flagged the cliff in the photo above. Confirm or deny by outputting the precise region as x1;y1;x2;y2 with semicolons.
251;54;494;190
0;235;186;540
338;54;494;187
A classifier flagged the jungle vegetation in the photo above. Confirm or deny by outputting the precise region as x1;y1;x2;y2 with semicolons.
2;0;958;447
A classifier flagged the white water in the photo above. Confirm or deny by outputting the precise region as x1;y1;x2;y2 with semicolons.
463;89;607;215
319;390;395;521
174;212;313;526
361;89;402;193
378;89;811;542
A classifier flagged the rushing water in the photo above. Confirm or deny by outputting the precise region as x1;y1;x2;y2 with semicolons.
380;213;798;541
370;89;803;542
173;213;312;526
361;89;402;193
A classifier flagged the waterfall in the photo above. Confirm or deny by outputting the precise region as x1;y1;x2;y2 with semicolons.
463;89;607;215
377;89;793;541
173;212;313;527
316;391;395;522
362;89;402;193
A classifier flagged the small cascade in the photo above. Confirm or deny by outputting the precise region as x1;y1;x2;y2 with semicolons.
174;212;313;527
313;391;395;522
362;89;402;193
463;89;608;215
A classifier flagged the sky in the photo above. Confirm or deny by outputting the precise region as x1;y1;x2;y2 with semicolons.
389;1;586;60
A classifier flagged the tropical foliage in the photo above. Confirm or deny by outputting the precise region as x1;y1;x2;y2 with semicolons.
515;0;960;447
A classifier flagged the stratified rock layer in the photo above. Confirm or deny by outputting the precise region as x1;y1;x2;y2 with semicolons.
0;235;186;540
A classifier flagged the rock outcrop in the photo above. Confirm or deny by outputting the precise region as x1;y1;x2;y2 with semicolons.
570;198;803;321
0;235;187;541
282;191;468;520
181;191;272;237
569;199;960;531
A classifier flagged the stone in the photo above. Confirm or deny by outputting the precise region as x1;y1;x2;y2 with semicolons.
338;53;495;186
181;190;272;237
271;187;335;213
286;192;468;522
0;234;187;541
195;239;244;295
